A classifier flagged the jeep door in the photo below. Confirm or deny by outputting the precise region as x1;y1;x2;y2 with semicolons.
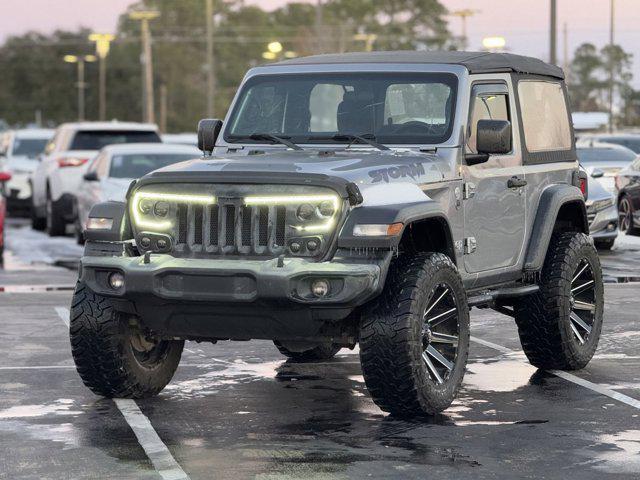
462;80;526;274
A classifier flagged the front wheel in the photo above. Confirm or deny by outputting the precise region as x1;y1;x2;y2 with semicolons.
514;232;604;370
69;282;184;398
618;196;639;235
359;252;470;417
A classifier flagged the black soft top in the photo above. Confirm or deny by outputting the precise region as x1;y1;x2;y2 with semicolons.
270;51;564;80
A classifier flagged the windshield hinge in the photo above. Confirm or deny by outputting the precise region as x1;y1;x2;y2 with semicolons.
463;182;476;200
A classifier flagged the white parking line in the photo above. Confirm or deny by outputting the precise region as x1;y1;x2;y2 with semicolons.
115;399;190;480
470;336;640;411
54;307;190;480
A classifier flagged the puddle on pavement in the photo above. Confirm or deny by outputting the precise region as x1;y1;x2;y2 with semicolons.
583;429;640;474
463;355;537;392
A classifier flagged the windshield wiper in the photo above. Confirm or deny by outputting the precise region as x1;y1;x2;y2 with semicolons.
311;133;389;151
230;133;303;151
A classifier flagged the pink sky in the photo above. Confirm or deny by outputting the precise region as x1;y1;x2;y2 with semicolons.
2;0;639;84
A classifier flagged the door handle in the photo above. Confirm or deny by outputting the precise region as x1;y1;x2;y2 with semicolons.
507;176;527;188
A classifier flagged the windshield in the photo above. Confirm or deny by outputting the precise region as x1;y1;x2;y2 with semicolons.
109;153;195;179
597;137;640;154
577;147;636;164
225;72;458;145
11;137;49;157
70;130;161;150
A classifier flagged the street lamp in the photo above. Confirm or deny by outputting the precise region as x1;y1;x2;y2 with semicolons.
482;36;506;51
88;33;115;121
261;42;296;61
64;54;97;121
129;10;160;124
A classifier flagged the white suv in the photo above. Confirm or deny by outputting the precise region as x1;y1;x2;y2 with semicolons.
0;128;54;214
31;122;161;235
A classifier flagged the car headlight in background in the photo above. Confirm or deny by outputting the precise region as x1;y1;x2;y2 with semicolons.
130;191;216;230
86;217;113;230
589;197;615;213
245;194;340;233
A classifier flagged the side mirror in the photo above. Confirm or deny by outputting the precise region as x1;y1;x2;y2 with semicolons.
197;118;223;154
477;119;512;155
0;171;11;183
83;171;99;182
591;168;605;179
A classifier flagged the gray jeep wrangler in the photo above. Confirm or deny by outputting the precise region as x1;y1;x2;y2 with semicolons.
70;51;603;416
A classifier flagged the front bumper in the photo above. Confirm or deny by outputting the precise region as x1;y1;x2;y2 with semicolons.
81;253;382;306
80;252;386;340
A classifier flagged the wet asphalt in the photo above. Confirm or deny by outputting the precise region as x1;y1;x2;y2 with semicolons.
1;220;639;479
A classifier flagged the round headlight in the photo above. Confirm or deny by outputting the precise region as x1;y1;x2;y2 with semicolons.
154;201;169;217
297;203;315;221
317;200;336;218
139;199;152;214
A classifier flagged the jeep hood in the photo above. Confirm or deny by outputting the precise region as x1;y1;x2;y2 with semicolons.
146;149;455;206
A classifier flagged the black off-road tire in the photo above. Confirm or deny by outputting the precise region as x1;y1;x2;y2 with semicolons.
359;252;470;417
273;340;341;361
46;192;66;237
69;282;184;398
514;232;604;370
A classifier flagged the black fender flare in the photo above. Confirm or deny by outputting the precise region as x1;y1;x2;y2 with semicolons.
523;184;588;272
337;201;454;251
84;201;132;242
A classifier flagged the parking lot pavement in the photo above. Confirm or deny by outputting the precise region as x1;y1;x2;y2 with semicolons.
0;284;638;480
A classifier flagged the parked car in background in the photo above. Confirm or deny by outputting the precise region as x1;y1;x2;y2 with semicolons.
0;128;54;214
162;133;198;146
576;144;636;193
577;133;640;154
75;143;200;243
615;155;640;235
586;174;618;249
31;122;161;236
0;170;12;265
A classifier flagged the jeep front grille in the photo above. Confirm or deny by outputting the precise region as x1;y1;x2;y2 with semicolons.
131;183;342;259
172;200;288;256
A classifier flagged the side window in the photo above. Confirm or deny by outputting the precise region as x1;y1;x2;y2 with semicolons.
88;153;107;177
467;87;510;153
518;80;571;152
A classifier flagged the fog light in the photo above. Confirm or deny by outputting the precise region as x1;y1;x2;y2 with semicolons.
311;279;330;297
290;242;301;253
108;272;124;290
607;222;616;231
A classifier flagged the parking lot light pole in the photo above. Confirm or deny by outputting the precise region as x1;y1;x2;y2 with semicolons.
63;54;97;121
88;33;115;121
129;10;160;124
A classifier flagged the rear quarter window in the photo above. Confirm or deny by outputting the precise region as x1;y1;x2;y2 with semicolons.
518;81;572;153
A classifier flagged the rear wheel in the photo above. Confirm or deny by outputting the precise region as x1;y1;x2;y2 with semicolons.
359;252;469;417
273;340;341;361
70;282;184;398
46;191;66;236
30;194;46;231
514;232;604;370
